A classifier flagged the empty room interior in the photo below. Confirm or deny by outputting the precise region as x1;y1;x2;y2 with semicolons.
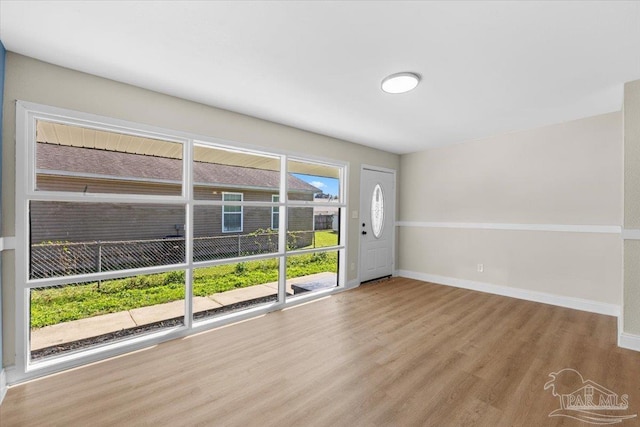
1;1;640;425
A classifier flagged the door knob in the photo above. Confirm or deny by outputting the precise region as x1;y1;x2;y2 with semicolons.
362;231;367;235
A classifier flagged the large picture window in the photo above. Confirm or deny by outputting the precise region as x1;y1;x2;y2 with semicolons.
15;101;347;383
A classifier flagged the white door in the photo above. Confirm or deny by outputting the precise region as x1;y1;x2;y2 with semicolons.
359;167;395;283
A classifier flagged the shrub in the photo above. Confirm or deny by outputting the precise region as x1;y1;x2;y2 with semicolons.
164;270;185;285
311;251;329;262
234;262;247;275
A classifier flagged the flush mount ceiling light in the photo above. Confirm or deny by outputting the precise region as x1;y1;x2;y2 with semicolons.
381;72;421;94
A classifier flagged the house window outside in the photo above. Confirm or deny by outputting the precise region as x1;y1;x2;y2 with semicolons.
222;192;243;233
272;195;279;230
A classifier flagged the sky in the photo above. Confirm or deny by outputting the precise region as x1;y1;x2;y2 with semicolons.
293;173;339;198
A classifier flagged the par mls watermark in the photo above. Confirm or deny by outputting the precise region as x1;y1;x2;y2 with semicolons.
544;368;637;425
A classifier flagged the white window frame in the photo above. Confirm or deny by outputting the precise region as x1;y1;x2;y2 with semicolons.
221;192;243;233
271;194;280;230
12;100;349;386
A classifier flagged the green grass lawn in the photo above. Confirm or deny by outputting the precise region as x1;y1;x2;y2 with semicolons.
31;230;339;329
311;229;339;248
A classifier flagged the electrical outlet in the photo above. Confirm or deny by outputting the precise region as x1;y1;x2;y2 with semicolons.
477;263;484;273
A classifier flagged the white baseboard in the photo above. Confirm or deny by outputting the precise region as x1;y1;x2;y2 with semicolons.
0;368;7;405
619;332;640;352
397;270;621;317
346;279;360;289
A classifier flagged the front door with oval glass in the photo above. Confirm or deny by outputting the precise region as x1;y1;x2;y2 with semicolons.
359;168;395;282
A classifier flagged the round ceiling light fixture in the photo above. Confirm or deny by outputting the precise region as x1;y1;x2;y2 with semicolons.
381;72;421;94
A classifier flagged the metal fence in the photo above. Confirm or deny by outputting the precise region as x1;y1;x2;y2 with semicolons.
30;231;315;279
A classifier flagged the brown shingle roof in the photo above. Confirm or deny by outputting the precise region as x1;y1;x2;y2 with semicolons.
36;143;321;192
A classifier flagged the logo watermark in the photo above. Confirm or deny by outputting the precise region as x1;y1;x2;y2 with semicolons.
544;368;637;425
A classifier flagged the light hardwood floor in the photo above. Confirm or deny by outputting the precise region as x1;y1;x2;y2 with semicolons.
2;277;640;426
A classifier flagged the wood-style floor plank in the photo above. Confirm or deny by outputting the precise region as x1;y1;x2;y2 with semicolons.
2;277;639;426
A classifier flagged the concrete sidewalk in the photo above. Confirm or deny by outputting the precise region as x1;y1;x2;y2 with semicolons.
31;272;337;351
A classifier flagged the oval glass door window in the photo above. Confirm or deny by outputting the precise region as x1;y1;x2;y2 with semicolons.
371;184;384;238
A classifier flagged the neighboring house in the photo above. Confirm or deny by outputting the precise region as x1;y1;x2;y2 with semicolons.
33;142;320;243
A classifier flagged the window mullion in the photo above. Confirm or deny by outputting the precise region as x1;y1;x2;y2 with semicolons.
184;139;194;329
25;264;190;289
279;156;287;304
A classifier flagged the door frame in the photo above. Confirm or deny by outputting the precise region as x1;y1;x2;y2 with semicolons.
358;164;397;284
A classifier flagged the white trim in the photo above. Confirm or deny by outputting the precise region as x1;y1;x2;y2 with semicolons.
15;101;30;378
622;229;640;240
361;164;396;174
346;278;360;289
4;366;17;387
618;314;625;347
396;221;621;234
183;137;194;330
0;369;7;405
278;156;287;304
397;270;621;317
338;162;348;287
619;333;640;352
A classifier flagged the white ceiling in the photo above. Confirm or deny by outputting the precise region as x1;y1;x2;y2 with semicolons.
2;1;640;154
